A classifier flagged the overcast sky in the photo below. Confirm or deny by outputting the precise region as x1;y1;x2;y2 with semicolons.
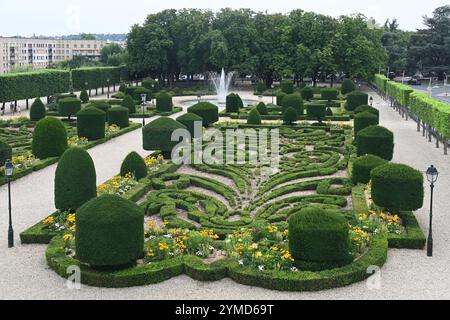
0;0;448;37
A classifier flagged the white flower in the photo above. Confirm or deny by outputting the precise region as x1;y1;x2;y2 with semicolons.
238;260;244;266
290;267;298;272
258;265;265;271
164;234;173;239
168;252;174;256
148;236;156;240
209;246;214;251
196;251;203;256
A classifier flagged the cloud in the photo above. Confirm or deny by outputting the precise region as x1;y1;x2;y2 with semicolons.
66;2;81;33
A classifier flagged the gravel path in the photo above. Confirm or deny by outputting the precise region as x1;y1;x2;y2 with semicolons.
1;90;450;299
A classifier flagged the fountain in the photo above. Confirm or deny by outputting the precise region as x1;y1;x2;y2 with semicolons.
210;68;234;104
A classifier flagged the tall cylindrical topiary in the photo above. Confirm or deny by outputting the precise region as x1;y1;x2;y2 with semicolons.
80;90;89;104
0;140;12;166
107;106;129;128
176;112;203;139
341;79;355;94
76;106;106;141
282;93;304;115
301;87;313;101
256;102;268;115
58;97;81;120
354;105;379;118
356;125;394;160
75;194;144;269
143;117;187;158
121;94;136;114
276;92;286;106
346;91;368;111
120;151;147;180
32;117;68;159
321;88;339;101
187;102;218;127
247;108;262;125
352;154;388;184
306;104;326;123
89;101;111;114
281;80;294;94
226;93;243;113
30;98;46;121
156;91;173;112
54;147;97;211
354;111;379;137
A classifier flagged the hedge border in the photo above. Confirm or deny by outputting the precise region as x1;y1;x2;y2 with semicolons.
219;112;351;122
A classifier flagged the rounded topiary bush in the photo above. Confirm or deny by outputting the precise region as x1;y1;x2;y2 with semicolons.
281;80;294;94
124;86;137;97
301;87;313;101
354;105;379;119
247;108;262;125
156;91;173;112
89;102;111;114
326;107;333;116
371;163;424;212
354;111;379;136
321;88;339;101
176;112;203;139
256;102;268;115
76;106;106;141
58;97;82;119
288;207;352;264
107;107;129;128
54;147;97;211
282;93;304;115
352;154;388;184
30;98;46;121
188;102;218;127
341;79;355;94
306;104;326;123
119;83;126;92
143;117;187;158
120;151;147;180
256;82;266;93
32;117;68;159
121;95;136;114
356;125;394;160
80;90;89;104
75;194;144;269
346;91;368;111
226;93;243;113
276;92;286;106
283;107;298;125
133;87;152;102
0;140;12;166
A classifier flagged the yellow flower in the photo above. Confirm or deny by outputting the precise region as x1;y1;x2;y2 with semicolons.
248;243;258;251
254;251;263;258
147;250;155;257
146;220;156;229
283;229;289;237
267;225;278;234
270;246;279;252
162;220;170;228
43;216;55;225
67;214;76;224
63;234;74;241
158;242;169;251
68;225;76;232
281;250;294;261
200;229;219;240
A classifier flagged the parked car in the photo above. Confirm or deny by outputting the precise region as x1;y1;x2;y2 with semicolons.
408;77;422;86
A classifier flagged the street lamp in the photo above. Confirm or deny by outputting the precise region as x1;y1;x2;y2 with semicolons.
85;81;90;97
141;93;147;127
197;95;201;103
271;84;275;105
426;165;438;257
369;96;374;106
107;78;110;99
5;160;14;248
444;73;448;97
258;95;263;102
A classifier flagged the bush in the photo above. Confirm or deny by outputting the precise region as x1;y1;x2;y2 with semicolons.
142;79;160;92
354;105;379;119
356;125;394;160
120;151;147;180
354;111;379;136
55;93;77;103
32;117;67;159
306;104;326;123
156;91;173;112
120;94;136;114
119;83;126;92
80;90;89;103
256;82;266;93
76;106;106;141
301;87;314;101
54;147;97;211
226;93;243;113
371;163;424;212
326;107;333;116
89;101;111;114
0;140;12;166
124;86;138;97
288;208;351;263
30;98;46;121
188;102;218;127
282;94;304;115
133;87;152;102
58;97;81;119
346;91;368;111
247;108;262;125
176;112;203;139
341;79;355;94
75;194;144;268
283;107;298;125
352;155;388;184
321;88;339;101
143;117;187;158
256;102;268;115
276;92;286;106
107;107;129;129
281;80;294;94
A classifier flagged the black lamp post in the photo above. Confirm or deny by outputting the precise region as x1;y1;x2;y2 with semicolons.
426;165;438;257
107;78;110;99
5;160;14;248
141;93;147;127
271;84;275;105
85;81;90;97
197;95;201;103
369;96;374;106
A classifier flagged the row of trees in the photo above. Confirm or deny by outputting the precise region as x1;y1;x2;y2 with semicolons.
126;9;387;86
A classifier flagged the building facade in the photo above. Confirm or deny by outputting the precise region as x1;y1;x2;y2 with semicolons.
0;37;107;74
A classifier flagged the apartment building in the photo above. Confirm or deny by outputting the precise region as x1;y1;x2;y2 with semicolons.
0;37;107;74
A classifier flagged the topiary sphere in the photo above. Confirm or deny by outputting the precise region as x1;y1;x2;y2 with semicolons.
76;106;106;141
256;102;268;115
371;163;424;212
32;116;68;159
80;90;89;104
120;151;147;180
276;92;286;106
352;154;388;184
156;91;173;112
354;105;379;119
341;79;355;94
143;117;187;158
354;111;379;137
121;95;136;114
75;194;144;269
283;107;298;125
107;106;129;128
301;87;314;101
247;108;262;125
30;98;46;121
321;88;339;101
187;102;219;127
346;91;368;111
281;80;294;94
58;97;82;119
0;140;12;166
176;112;203;139
356;125;394;160
54;147;97;211
226;93;243;113
282;93;304;115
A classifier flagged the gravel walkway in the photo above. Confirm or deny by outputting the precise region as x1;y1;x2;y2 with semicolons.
1;90;449;299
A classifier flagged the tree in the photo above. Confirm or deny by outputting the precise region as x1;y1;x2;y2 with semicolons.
382;19;412;74
80;33;96;40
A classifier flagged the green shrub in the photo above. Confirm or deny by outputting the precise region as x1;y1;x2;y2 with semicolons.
120;95;136;114
282;94;304;115
288;207;351;263
321;88;339;101
276;92;286;106
142;79;160;92
346;91;368;111
119;83;126;92
176;112;203;139
256;82;266;93
354;105;379;119
55;93;77;103
133;87;152;102
143;117;187;158
32;117;68;159
301;87;313;101
326;107;333;116
124;86;138;96
247;108;262;125
54;147;96;211
341;79;355;94
107;107;129;128
75;194;144;268
112;92;125;99
281;80;294;94
371;163;424;212
120;151;147;180
0;140;12;166
256;102;268;115
30;98;46;121
80;90;89;103
188;102;218;127
354;111;379;136
58;97;81;119
352;155;388;184
356;125;394;160
156;91;173;112
283;107;298;125
89;101;111;113
306;104;326;123
76;106;106;141
226;93;243;113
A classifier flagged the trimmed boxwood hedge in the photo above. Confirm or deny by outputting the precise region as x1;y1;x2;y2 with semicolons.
54;147;97;211
188;102;218;127
156;91;173;112
143;117;187;158
341;79;355;94
58;97;81;119
176;112;203;139
89;101;111;114
352;154;387;184
0;140;12;166
75;194;144;268
354;105;379;119
346;91;368;111
226;93;243;113
276;92;286;106
371;163;424;213
133;87;152;102
72;66;123;91
256;102;268;115
76;106;106;141
283;107;298;125
321;88;339;101
281;80;294;94
356;125;394;161
354;111;379;136
247;108;262;125
32;117;68;159
120;151;147;180
301;87;313;101
282;94;304;115
121;94;136;114
306;104;326;123
80;90;89;104
107;107;129;128
30;98;46;121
